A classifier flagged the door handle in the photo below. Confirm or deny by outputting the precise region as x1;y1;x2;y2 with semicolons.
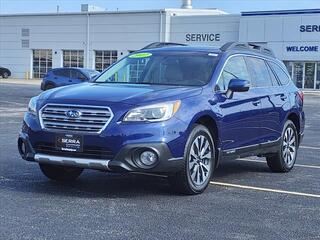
252;100;261;106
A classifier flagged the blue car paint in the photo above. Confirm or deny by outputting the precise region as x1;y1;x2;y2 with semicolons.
21;46;305;174
41;68;99;90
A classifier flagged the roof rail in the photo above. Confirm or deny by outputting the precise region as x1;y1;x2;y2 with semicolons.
220;42;275;57
141;42;187;50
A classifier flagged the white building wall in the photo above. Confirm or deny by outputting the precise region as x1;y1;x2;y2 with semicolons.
88;12;161;67
0;12;163;78
0;14;87;78
239;13;320;61
0;9;226;78
170;14;240;47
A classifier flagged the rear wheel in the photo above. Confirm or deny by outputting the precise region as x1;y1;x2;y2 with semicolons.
266;120;298;172
39;163;83;182
169;124;215;195
2;71;9;78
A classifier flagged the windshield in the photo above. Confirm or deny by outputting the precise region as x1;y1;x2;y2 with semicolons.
94;52;219;86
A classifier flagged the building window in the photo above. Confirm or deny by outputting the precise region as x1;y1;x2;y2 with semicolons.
33;49;52;78
304;62;316;89
63;50;84;68
95;51;117;72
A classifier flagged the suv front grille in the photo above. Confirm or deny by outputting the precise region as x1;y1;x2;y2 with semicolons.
39;104;113;134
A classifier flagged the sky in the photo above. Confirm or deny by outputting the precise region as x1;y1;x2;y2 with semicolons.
0;0;319;14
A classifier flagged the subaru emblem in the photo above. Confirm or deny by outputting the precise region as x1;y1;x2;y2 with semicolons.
65;110;81;118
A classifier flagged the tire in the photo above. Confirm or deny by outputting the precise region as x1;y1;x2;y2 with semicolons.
169;124;215;195
44;83;55;91
2;72;9;78
39;163;83;182
266;120;298;172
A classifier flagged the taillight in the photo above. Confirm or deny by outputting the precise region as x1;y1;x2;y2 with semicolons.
298;91;304;101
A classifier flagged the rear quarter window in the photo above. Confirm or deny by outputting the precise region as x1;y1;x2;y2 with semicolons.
269;62;290;85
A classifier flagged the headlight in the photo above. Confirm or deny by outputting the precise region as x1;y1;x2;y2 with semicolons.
28;96;38;115
123;101;181;122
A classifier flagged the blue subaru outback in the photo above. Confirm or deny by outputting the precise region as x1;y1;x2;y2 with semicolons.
18;42;305;194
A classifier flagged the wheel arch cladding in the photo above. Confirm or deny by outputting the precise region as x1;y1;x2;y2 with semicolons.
194;115;220;168
287;112;300;136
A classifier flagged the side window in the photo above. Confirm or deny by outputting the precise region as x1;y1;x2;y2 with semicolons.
245;57;272;87
269;62;290;85
53;69;70;78
71;69;87;80
266;63;280;86
216;56;250;91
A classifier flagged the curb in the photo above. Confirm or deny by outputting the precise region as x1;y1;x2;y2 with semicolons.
0;79;41;86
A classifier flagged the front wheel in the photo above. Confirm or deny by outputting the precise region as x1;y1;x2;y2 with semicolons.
44;83;55;91
39;163;83;182
169;124;215;195
266;120;298;172
2;72;9;78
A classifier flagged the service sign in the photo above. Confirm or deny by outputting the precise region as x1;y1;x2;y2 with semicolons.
185;33;221;42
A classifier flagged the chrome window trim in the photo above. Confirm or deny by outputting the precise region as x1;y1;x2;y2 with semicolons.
214;53;291;92
39;103;114;135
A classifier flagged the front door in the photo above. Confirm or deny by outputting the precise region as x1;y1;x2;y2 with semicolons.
214;55;264;151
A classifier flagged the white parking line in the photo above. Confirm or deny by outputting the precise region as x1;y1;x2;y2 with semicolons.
210;181;320;198
300;145;320;150
237;158;320;169
0;100;26;106
0;121;21;124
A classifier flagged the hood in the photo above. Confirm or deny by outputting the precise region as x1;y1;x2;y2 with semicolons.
40;82;202;106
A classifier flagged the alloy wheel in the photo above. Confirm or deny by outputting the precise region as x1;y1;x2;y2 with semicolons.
282;126;296;167
188;135;212;186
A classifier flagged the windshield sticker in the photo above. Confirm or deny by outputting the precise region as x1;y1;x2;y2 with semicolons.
129;52;152;58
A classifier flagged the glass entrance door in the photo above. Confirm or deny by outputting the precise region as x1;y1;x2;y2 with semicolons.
316;63;320;89
292;62;303;88
304;62;315;89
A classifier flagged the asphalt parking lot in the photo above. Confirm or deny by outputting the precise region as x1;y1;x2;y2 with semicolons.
0;82;319;240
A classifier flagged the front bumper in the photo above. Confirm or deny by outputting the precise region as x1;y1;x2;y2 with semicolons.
18;132;184;174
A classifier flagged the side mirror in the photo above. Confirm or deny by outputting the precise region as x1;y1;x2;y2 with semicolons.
226;79;250;98
79;75;88;81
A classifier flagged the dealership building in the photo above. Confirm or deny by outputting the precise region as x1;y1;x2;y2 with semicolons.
0;2;319;90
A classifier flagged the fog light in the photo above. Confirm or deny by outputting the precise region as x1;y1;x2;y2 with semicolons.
140;150;158;166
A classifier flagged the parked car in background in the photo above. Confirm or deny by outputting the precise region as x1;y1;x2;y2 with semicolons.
0;66;11;78
41;67;100;91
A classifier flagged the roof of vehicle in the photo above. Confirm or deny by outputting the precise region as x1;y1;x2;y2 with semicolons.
137;45;222;54
51;67;98;72
137;42;277;60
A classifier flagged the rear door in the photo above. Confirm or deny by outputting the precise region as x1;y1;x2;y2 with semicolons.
52;69;71;86
215;56;264;151
245;56;283;143
266;61;293;140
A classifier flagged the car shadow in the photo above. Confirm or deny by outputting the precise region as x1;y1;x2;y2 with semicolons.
1;159;271;198
214;159;271;178
0;171;178;198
